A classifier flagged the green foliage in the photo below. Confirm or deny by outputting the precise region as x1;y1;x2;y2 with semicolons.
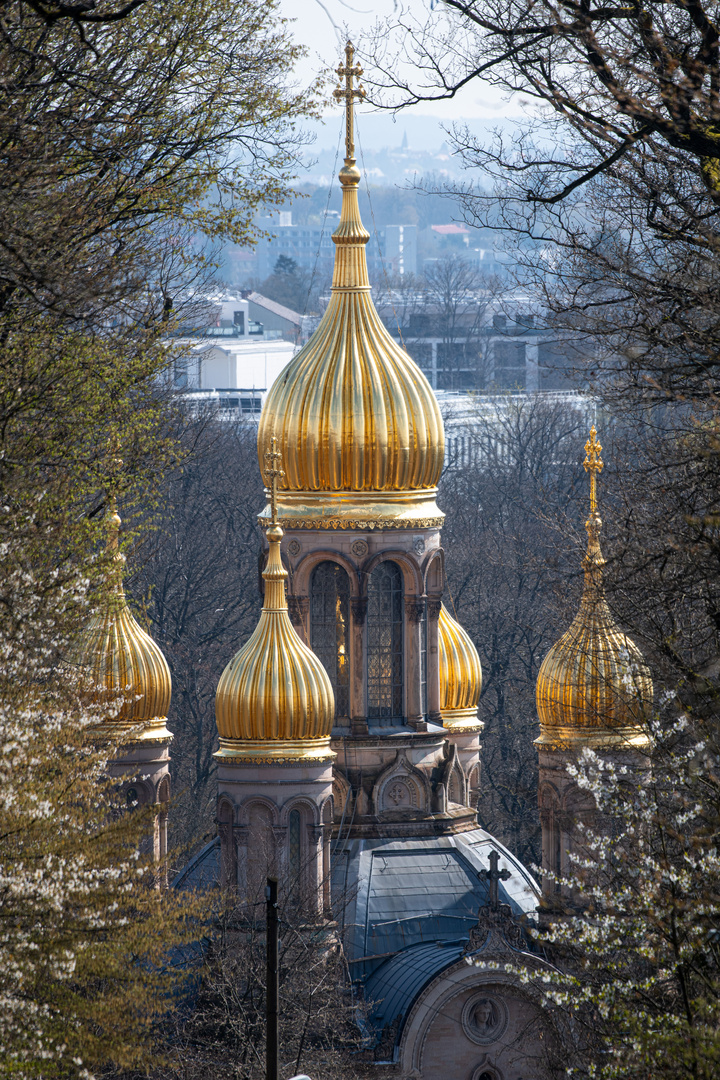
0;1;318;1075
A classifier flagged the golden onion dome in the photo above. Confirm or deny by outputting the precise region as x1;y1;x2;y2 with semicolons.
215;450;335;762
535;428;652;751
439;604;483;732
257;43;444;532
76;500;172;742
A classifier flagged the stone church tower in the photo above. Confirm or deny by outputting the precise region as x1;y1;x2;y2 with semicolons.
214;455;336;913
254;44;484;840
77;498;173;868
535;427;653;906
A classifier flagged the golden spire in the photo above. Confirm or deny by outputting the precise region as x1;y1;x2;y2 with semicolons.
256;42;444;532
333;40;365;161
438;605;483;732
264;434;284;527
584;425;603;514
74;479;172;740
535;427;652;750
215;446;335;761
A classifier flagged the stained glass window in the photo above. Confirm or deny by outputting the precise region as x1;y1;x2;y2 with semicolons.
288;808;301;898
310;561;350;718
367;561;404;722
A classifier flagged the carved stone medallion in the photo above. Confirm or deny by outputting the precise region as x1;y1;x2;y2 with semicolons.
461;993;509;1046
413;535;425;555
351;538;368;558
287;538;301;557
385;780;415;809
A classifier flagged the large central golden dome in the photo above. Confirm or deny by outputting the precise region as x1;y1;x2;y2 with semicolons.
257;55;444;530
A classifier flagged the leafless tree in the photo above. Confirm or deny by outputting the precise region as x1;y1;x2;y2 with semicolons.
440;392;592;864
132;418;264;853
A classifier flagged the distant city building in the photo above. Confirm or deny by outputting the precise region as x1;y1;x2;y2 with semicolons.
249;211;418;280
439;389;595;470
373;297;585;392
167;291;302;414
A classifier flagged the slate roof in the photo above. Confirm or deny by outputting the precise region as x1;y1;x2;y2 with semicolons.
333;828;538;983
364;939;467;1040
172;837;220;890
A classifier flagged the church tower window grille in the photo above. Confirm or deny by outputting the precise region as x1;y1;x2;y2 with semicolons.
310;561;350;718
367;561;404;722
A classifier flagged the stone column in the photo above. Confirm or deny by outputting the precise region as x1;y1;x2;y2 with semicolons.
308;825;325;918
426;598;442;724
273;826;288;884
233;824;248;893
288;594;310;645
405;598;426;731
350;596;368;735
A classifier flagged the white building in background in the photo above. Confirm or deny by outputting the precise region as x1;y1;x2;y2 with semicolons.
439;389;596;469
167;290;303;418
171;337;296;416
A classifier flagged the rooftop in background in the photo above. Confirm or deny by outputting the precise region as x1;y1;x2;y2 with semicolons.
431;224;470;236
246;291;302;329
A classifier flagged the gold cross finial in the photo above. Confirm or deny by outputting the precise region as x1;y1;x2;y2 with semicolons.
333;40;365;159
264;435;284;527
583;425;603;514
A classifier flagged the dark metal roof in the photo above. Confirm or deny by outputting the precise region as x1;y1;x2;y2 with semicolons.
172;837;220;891
332;829;538;982
364;940;467;1043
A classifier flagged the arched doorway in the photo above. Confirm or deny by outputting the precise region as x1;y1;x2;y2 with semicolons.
367;560;404;724
310;561;350;719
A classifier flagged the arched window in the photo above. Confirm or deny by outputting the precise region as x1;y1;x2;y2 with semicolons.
288;808;302;899
310;561;350;718
367;561;404;722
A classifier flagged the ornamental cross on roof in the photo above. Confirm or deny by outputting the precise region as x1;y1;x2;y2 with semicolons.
264;436;285;526
333;40;365;159
479;849;511;910
583;425;603;514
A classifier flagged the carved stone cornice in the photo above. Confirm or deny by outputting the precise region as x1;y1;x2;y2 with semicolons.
350;597;368;625
405;599;425;625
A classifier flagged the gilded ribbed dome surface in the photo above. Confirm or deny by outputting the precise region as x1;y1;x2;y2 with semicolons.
215;520;335;761
257;64;444;531
535;429;652;751
76;503;172;736
439;604;483;731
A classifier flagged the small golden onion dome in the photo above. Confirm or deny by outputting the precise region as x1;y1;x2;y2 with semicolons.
257;44;444;531
535;428;652;751
214;517;335;763
76;501;172;742
439;604;483;732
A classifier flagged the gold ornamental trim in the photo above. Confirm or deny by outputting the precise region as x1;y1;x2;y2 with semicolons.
258;489;445;531
442;708;485;734
262;515;446;531
534;725;651;752
214;737;335;764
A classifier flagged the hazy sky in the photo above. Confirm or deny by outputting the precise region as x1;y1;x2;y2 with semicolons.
278;0;521;124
